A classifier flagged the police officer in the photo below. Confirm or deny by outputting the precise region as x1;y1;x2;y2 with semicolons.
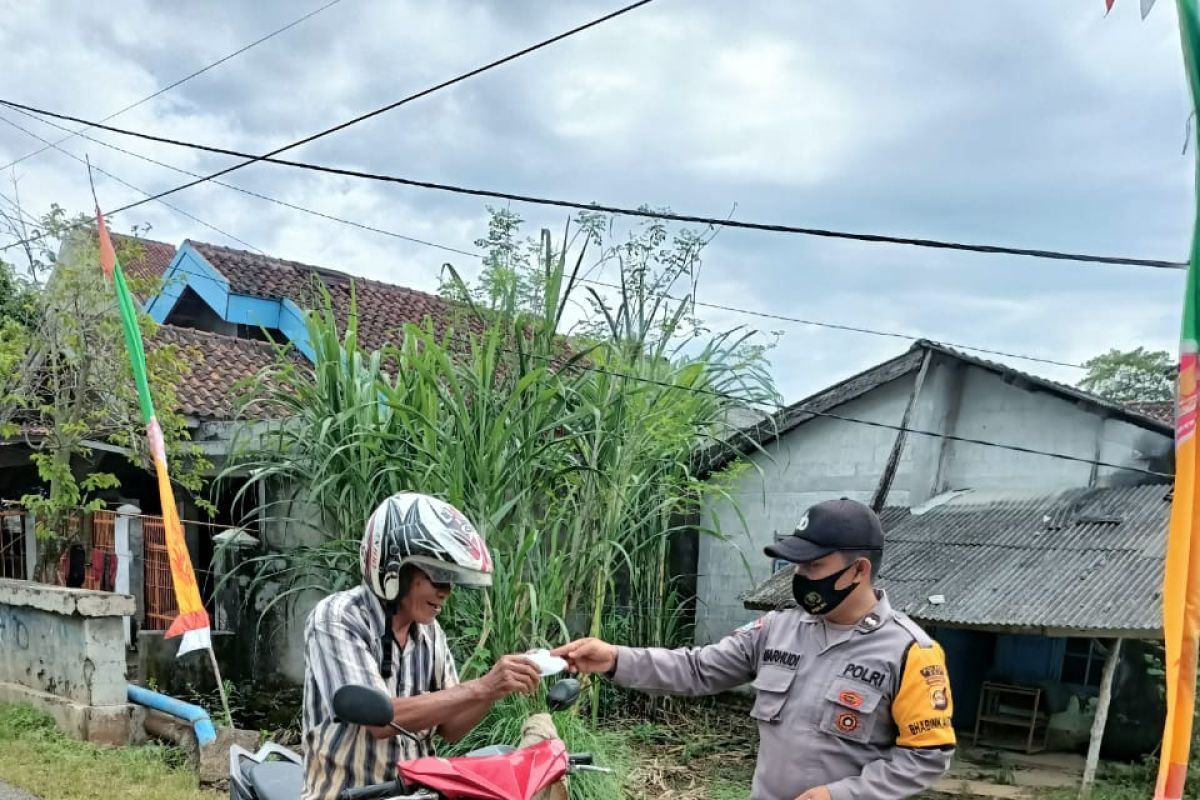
552;498;955;800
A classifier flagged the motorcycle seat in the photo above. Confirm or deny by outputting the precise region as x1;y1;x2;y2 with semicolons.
464;744;516;757
247;761;303;800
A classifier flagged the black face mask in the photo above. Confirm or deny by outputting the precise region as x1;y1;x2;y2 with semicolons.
792;560;861;616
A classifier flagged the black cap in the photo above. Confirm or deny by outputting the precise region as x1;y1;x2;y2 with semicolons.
764;498;884;564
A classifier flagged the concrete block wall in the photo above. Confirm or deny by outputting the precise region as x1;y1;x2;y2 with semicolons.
0;578;135;744
693;354;1174;645
696;377;914;643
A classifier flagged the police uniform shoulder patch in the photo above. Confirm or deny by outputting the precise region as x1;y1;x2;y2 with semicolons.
892;635;956;749
735;615;767;635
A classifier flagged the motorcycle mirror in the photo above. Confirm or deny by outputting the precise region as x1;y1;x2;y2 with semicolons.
332;684;394;726
547;678;581;711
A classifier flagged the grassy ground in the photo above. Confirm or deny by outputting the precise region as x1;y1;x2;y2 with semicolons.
0;704;218;800
18;696;1165;800
606;696;757;800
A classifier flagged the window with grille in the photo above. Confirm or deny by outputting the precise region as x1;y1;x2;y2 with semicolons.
1061;638;1109;689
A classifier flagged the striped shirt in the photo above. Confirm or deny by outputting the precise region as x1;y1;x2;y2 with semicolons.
301;586;457;800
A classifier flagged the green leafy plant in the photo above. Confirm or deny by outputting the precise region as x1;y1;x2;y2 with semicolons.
0;205;211;577
216;212;777;797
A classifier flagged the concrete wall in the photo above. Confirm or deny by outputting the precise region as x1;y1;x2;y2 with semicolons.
0;579;135;744
256;489;328;685
695;354;1174;643
696;373;915;643
177;422;328;687
935;366;1169;492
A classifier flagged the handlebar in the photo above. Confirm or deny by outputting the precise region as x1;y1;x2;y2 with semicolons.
568;752;593;766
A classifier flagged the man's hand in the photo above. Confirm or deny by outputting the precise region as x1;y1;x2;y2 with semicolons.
551;638;618;675
477;655;541;700
794;787;832;800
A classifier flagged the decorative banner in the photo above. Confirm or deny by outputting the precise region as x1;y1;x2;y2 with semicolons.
96;208;211;657
1157;3;1200;798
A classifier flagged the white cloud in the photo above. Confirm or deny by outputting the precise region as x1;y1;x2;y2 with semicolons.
0;0;1191;411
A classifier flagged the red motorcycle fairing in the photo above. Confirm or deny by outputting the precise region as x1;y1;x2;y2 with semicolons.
397;739;568;800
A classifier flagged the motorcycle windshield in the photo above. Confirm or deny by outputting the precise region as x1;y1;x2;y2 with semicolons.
397;739;568;800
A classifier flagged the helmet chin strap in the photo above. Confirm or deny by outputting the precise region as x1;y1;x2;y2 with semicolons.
380;597;399;680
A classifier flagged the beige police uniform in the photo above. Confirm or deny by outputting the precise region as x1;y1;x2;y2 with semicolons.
611;590;954;800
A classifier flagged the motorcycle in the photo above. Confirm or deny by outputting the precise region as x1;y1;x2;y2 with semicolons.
229;678;606;800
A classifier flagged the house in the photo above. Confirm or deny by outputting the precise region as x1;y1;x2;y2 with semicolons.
695;340;1173;643
1;236;489;682
692;340;1174;759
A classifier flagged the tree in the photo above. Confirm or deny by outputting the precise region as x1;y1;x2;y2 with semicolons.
1077;347;1174;404
0;205;210;578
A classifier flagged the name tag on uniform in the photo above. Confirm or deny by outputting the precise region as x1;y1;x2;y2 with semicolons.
761;648;801;669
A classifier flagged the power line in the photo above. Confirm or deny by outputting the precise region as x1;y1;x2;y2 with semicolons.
0;104;460;257
7;104;1090;370
1;166;1152;471
578;277;1087;370
0;0;346;172
0;111;263;253
1;98;1185;272
1;0;655;234
236;304;1170;479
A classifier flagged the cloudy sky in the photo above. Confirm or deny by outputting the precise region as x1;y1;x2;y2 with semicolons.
0;0;1192;402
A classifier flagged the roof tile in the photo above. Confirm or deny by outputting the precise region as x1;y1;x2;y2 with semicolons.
111;233;177;288
149;324;282;419
1125;401;1174;425
186;240;488;353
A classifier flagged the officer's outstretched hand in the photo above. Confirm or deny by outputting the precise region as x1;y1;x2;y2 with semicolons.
794;787;831;800
551;638;617;674
478;654;541;700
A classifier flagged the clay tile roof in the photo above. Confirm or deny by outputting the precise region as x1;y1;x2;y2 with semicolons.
118;239;573;421
186;240;487;352
111;234;177;285
150;324;283;420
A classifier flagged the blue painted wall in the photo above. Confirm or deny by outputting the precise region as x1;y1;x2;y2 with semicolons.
930;627;995;729
145;243;316;362
930;630;1069;729
993;634;1065;684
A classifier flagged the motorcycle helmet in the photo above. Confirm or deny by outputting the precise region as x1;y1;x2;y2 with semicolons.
359;492;493;601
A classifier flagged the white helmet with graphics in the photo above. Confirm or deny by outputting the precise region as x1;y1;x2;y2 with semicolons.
359;492;493;601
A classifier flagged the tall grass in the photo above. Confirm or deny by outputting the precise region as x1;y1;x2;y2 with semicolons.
218;216;774;793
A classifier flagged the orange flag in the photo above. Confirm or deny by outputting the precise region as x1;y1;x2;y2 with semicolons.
96;209;211;657
1156;2;1200;797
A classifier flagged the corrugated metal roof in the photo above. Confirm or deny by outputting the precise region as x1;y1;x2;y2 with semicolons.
741;484;1171;636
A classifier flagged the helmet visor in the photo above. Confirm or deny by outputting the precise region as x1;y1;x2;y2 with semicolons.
408;556;493;588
